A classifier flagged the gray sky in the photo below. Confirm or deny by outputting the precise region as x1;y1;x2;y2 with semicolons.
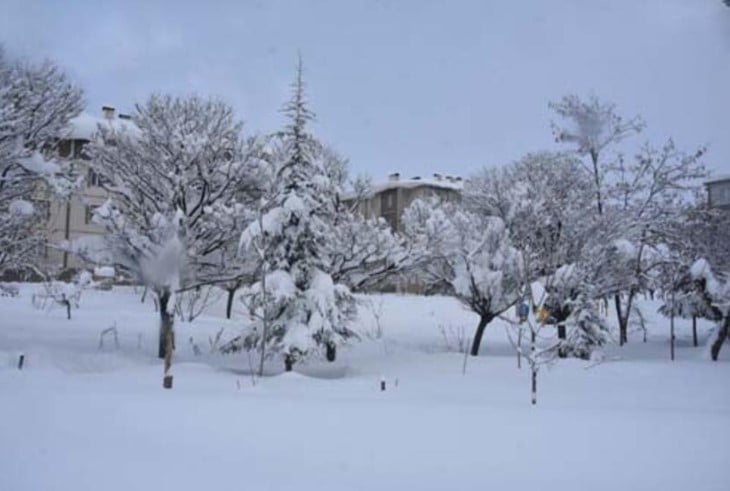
2;0;729;179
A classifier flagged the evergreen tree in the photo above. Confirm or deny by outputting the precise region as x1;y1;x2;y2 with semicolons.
232;58;357;370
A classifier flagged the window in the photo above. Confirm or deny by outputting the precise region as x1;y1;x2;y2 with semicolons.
709;181;730;208
88;168;105;187
380;190;396;211
84;205;98;224
34;200;51;221
58;140;72;158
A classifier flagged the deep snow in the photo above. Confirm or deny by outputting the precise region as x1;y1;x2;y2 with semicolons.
1;284;728;490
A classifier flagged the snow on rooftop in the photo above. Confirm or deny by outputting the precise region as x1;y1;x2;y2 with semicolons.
63;112;139;141
344;173;463;200
705;173;730;185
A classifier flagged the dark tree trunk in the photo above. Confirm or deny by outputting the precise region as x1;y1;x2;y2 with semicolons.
615;294;630;346
225;288;236;319
710;316;730;362
692;316;698;347
157;288;174;360
470;314;491;357
284;354;294;372
557;324;567;358
325;342;336;362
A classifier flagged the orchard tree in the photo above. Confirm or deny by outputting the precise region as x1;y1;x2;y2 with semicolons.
84;94;262;366
549;95;644;216
403;197;523;356
551;95;707;345
464;153;609;358
0;49;83;275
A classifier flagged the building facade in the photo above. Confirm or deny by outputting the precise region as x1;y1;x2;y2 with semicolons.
39;107;133;273
705;175;730;210
345;172;463;293
347;172;462;232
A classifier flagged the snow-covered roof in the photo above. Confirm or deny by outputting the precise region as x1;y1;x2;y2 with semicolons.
344;174;463;200
371;176;463;194
705;173;730;185
62;112;139;141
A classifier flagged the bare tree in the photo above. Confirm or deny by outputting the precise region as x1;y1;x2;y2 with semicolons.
0;49;83;276
83;94;261;367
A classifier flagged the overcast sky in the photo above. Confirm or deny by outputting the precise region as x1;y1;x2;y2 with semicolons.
2;0;728;179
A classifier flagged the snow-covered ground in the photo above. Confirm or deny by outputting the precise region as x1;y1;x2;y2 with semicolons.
1;284;728;490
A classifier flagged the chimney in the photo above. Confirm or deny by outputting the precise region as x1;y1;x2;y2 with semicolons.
388;172;400;182
118;113;132;120
102;106;115;120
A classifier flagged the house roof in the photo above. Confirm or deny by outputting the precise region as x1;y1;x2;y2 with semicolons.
62;112;139;141
343;174;463;200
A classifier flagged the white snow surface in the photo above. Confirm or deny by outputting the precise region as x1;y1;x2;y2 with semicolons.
0;285;728;491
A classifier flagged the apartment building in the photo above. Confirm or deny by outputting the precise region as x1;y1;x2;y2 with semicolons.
39;107;134;273
346;172;463;232
344;172;463;293
705;175;730;210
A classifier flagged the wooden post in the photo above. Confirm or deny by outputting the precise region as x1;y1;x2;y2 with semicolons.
692;316;698;347
162;329;174;389
531;328;537;405
17;354;24;370
670;311;675;361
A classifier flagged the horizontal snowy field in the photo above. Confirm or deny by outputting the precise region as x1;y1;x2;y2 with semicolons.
1;284;728;491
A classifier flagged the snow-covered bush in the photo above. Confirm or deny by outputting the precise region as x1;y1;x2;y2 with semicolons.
31;271;94;320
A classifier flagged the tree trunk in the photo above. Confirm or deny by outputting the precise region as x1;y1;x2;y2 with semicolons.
225;288;236;319
62;295;71;320
615;294;630;346
692;316;698;347
710;316;730;362
326;342;336;362
157;288;174;360
470;315;491;357
557;323;567;358
284;354;294;372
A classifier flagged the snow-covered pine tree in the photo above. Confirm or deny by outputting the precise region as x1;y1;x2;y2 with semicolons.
84;94;261;361
235;58;357;371
403;197;523;356
0;50;83;276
